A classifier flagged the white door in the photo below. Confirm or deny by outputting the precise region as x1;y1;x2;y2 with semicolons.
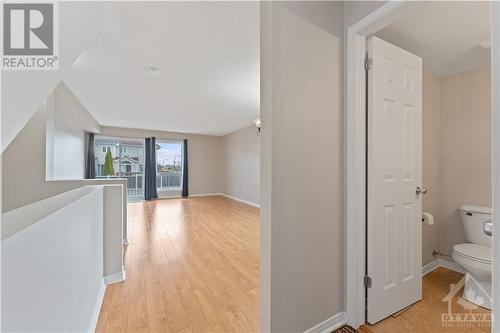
367;36;423;324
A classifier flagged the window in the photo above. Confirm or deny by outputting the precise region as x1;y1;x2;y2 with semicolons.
95;138;145;202
156;141;183;190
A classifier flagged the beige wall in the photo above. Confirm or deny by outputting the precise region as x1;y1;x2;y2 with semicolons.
2;88;126;214
222;126;260;206
4;86;253;212
422;71;441;265
46;82;100;180
259;2;489;328
437;67;492;257
2;86;128;245
261;2;344;331
99;126;225;196
422;67;491;263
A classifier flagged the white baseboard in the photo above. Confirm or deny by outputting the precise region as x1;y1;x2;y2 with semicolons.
104;270;126;285
220;193;260;208
89;271;126;332
189;192;260;208
422;260;440;276
422;258;466;276
304;311;346;333
189;193;223;197
436;258;466;274
88;280;106;333
156;192;261;208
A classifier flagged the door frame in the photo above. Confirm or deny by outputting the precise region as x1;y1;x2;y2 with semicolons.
345;1;500;329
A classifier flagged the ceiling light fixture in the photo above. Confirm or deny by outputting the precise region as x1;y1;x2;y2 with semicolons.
143;66;161;76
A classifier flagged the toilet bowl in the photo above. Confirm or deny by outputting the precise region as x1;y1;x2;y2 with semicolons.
451;205;492;309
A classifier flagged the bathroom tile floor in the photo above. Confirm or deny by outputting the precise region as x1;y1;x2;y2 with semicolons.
360;267;491;333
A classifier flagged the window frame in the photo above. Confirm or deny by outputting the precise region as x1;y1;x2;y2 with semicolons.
155;139;184;194
94;136;145;202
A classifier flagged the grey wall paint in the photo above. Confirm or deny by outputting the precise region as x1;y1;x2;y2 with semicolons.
422;71;441;266
99;126;225;196
422;68;492;264
2;87;128;242
437;67;491;258
260;3;272;331
46;82;100;180
421;68;491;264
261;2;344;331
222;126;260;205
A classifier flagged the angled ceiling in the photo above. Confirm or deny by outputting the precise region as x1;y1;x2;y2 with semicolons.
64;1;260;136
376;1;490;78
2;2;105;151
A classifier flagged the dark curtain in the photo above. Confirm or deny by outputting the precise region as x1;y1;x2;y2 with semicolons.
182;139;189;197
144;137;158;200
85;133;96;179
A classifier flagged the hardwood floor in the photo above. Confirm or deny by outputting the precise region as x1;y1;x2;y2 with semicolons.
96;196;259;333
360;267;491;333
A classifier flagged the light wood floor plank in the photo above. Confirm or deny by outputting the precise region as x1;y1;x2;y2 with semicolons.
96;196;259;333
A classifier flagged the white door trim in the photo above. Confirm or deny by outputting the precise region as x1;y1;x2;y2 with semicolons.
345;1;500;329
491;3;500;332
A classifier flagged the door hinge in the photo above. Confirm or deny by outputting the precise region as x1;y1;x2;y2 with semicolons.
364;57;372;71
364;275;372;288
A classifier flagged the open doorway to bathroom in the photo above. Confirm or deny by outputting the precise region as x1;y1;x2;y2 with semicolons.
346;2;495;332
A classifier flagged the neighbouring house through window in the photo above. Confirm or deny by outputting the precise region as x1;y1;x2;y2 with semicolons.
94;137;144;201
93;137;184;201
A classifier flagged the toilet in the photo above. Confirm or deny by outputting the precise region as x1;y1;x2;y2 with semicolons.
452;205;493;309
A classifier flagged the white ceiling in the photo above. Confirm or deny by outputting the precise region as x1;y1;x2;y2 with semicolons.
376;1;491;78
2;3;104;151
64;1;260;136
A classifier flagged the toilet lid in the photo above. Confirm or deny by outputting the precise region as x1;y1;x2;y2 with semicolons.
454;243;492;263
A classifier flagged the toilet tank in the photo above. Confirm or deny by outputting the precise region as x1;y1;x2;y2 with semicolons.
459;205;492;246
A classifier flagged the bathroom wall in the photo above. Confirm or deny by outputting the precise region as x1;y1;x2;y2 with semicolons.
422;71;441;266
437;67;491;259
423;67;491;263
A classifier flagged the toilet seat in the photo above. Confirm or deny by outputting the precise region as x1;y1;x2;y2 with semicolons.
453;243;491;264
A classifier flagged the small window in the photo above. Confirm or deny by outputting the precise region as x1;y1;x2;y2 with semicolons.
102;147;106;153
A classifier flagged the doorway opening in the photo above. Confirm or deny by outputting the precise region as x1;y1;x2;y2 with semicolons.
346;2;499;331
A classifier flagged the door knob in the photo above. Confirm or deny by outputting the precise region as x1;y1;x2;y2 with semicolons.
484;221;493;236
416;187;427;195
